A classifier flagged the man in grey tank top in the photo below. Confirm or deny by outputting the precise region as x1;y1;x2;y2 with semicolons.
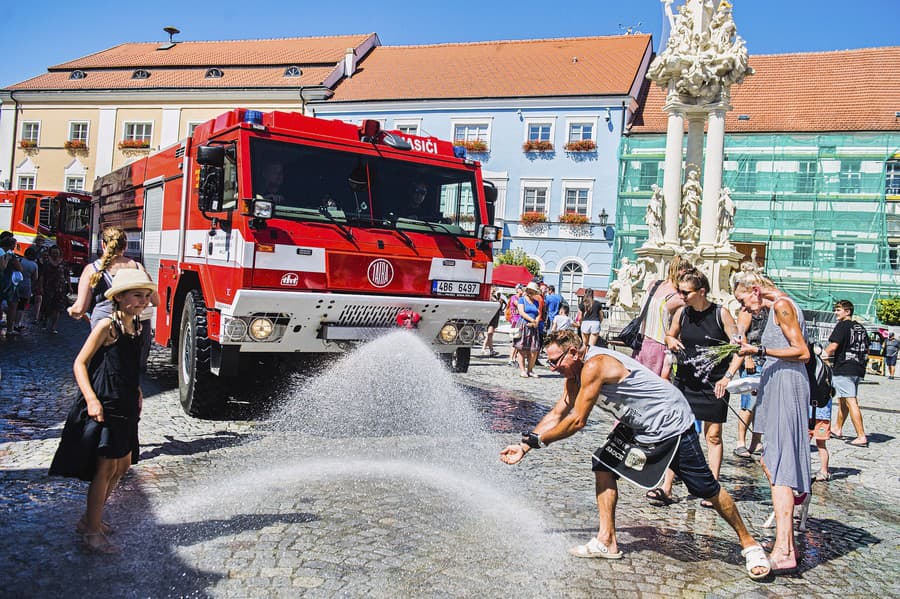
500;330;771;580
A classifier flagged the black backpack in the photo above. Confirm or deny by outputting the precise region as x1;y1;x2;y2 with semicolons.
806;342;835;408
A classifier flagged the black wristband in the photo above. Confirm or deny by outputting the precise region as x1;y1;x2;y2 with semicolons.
757;346;766;357
521;431;542;449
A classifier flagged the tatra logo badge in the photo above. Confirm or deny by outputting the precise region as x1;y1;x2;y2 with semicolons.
367;259;394;288
280;273;299;287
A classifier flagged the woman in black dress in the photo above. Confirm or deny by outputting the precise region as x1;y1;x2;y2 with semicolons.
651;269;742;507
49;269;156;554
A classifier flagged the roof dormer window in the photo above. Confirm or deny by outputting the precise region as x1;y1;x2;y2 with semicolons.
132;69;151;80
70;70;87;80
284;66;302;77
205;68;224;79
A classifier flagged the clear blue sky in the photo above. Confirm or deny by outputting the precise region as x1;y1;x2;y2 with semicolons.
2;0;897;87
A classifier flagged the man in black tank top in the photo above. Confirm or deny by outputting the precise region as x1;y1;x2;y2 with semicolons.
499;330;772;580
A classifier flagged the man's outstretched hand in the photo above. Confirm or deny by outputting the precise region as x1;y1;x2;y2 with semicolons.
500;444;526;465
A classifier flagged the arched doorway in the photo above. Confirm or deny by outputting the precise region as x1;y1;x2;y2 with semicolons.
559;261;583;307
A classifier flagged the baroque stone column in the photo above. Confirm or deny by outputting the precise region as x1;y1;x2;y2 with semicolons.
662;110;685;245
685;114;706;182
700;109;726;246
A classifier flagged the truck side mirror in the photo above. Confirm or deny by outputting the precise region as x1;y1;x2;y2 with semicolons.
197;145;225;167
483;180;497;224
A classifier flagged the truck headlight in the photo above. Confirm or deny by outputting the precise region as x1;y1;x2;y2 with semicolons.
249;317;274;340
457;325;476;344
223;317;247;341
438;323;459;343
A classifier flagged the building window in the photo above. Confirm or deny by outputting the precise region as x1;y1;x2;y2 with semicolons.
65;176;85;192
567;122;593;142
793;241;813;267
123;122;153;144
796;160;816;193
559;262;584;307
889;243;900;270
453;123;488;143
205;68;224;79
187;122;203;137
886;160;900;195
523;187;547;213
835;242;856;268
839;160;861;193
639;162;661;191
283;66;302;77
17;175;36;190
733;160;757;193
69;122;89;142
132;69;151;80
394;120;420;136
70;70;86;80
527;123;552;142
563;187;589;216
21;122;40;144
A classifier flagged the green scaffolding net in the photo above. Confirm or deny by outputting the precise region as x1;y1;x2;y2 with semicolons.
615;132;900;320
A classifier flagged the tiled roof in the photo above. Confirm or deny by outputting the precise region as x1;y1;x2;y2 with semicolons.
629;46;900;133
8;67;335;90
329;34;653;101
49;34;374;69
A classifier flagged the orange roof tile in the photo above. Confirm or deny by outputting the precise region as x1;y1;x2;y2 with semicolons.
48;34;375;69
629;46;900;133
329;35;652;101
8;66;335;90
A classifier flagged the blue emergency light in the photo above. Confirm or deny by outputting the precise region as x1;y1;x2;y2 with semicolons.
452;146;467;159
244;110;264;125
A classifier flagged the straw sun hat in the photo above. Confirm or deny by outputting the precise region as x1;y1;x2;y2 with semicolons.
104;269;157;300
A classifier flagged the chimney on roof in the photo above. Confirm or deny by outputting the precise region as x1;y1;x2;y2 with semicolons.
344;48;357;78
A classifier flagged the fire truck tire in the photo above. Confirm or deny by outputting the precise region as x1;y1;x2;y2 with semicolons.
442;347;471;373
178;290;223;417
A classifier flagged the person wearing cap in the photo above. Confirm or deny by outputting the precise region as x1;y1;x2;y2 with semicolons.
500;329;771;580
884;332;900;379
514;281;544;377
50;268;157;554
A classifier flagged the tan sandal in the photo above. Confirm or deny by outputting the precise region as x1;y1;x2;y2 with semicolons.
82;532;121;554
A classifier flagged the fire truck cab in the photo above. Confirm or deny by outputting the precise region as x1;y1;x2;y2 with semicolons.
93;109;501;417
0;189;91;273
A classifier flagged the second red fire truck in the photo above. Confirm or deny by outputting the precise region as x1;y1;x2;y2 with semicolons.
93;108;501;417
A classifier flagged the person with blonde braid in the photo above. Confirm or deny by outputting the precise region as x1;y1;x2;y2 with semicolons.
69;227;159;371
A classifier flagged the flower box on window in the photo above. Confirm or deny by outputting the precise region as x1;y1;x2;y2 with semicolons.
521;211;548;226
564;140;597;152
19;139;37;149
559;212;589;225
64;140;87;151
453;140;488;153
522;140;554;153
118;139;151;150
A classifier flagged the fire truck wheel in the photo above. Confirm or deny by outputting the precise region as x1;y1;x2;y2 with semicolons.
178;289;222;417
442;347;471;373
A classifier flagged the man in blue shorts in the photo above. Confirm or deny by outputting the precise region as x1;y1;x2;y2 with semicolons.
500;329;771;579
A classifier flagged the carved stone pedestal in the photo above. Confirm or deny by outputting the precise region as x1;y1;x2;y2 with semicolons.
696;244;744;309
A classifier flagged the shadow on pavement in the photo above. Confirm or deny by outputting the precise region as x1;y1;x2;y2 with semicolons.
139;430;256;461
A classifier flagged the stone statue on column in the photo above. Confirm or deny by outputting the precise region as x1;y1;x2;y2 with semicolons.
645;184;665;246
679;169;702;246
715;186;735;247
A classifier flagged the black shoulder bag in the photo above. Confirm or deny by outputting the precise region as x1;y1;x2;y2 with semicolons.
616;280;663;354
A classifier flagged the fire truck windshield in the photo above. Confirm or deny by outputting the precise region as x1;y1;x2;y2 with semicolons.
60;197;90;235
250;139;480;237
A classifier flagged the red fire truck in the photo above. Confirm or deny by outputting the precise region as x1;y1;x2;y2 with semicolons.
92;109;501;417
0;189;91;272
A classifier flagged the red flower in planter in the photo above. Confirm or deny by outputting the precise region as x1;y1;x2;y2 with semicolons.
65;140;87;150
19;139;37;149
453;140;488;153
522;140;554;152
559;212;589;225
564;140;596;152
521;211;547;226
118;139;151;150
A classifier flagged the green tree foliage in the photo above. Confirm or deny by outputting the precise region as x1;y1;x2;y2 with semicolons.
494;248;541;278
876;298;900;325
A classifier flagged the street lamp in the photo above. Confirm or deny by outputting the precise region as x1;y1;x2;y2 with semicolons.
598;208;614;243
598;209;609;227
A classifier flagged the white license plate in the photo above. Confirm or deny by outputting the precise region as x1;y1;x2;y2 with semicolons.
432;280;480;296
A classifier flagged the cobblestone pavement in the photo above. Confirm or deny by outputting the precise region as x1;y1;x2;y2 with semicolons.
1;321;898;598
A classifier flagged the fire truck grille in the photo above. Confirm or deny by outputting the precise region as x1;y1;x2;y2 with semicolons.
337;305;411;327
